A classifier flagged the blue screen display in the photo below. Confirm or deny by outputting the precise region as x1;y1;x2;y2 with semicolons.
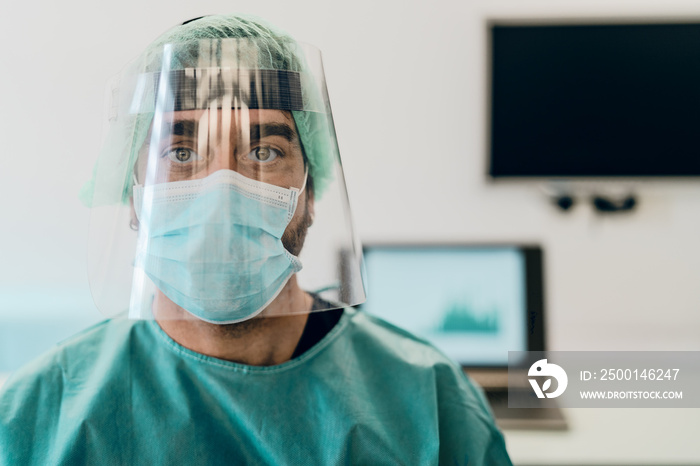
362;246;527;366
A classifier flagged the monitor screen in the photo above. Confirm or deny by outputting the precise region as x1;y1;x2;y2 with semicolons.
362;245;534;366
489;22;700;178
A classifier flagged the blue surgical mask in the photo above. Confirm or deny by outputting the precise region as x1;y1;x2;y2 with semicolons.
133;170;304;324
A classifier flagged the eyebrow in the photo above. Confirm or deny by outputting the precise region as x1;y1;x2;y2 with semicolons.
249;122;298;144
163;120;197;137
161;120;299;145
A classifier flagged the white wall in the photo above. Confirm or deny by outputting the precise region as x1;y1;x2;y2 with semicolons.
2;0;700;346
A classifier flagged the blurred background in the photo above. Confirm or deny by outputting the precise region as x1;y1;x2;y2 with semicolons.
1;0;700;463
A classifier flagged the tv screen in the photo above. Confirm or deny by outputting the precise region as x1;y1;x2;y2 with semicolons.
489;22;700;178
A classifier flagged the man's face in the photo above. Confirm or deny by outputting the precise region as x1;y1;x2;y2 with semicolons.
135;108;314;255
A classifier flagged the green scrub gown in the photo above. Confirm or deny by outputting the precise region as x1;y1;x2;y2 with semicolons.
0;308;511;465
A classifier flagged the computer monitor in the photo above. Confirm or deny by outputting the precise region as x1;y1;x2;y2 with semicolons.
361;244;545;367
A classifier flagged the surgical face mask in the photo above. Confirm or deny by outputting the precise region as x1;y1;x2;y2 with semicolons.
133;169;305;324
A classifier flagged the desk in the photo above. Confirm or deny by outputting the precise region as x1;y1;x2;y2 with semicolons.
503;408;700;465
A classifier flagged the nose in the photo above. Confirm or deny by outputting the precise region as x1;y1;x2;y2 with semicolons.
199;109;241;173
205;144;238;173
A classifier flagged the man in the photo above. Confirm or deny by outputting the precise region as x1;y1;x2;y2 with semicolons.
0;14;512;465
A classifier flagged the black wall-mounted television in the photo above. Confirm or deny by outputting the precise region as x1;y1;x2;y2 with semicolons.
489;21;700;178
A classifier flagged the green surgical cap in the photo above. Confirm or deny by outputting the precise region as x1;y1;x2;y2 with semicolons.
80;14;335;206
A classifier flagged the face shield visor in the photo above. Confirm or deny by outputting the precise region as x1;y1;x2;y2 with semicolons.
85;38;365;324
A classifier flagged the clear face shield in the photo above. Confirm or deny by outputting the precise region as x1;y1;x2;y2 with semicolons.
86;39;365;323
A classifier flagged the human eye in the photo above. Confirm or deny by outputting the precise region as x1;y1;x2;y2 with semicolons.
247;146;282;163
163;147;201;164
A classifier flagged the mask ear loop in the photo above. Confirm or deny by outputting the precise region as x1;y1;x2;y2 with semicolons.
297;165;310;195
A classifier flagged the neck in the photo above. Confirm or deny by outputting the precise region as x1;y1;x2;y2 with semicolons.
154;276;312;366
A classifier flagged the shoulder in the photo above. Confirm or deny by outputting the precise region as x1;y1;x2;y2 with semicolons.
0;317;134;396
3;317;138;384
0;317;143;398
342;308;477;377
337;309;512;464
0;318;140;460
341;308;487;400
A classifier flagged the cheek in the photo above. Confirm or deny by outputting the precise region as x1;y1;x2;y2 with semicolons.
289;193;309;227
283;193;312;240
